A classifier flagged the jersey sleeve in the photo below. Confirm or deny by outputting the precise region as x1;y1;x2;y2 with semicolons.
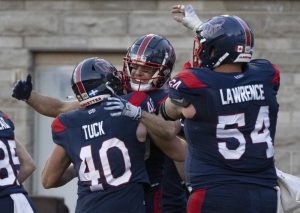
51;116;67;147
271;63;280;93
168;68;207;107
127;91;156;113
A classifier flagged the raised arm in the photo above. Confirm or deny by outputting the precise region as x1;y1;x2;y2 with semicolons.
171;4;203;32
12;74;80;117
15;139;36;183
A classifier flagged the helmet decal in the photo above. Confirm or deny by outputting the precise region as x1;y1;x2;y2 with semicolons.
73;60;87;100
200;18;225;38
136;34;156;62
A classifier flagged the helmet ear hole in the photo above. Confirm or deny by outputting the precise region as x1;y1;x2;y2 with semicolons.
209;46;216;58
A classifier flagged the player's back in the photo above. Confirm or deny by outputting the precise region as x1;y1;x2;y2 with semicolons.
169;59;279;190
0;111;27;197
52;99;149;213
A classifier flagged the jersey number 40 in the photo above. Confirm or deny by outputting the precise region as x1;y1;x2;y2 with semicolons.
79;138;132;191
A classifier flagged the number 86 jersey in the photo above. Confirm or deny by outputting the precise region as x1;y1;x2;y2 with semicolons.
168;59;280;190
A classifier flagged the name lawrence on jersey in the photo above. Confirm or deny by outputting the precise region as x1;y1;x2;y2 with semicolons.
220;84;265;105
82;121;105;140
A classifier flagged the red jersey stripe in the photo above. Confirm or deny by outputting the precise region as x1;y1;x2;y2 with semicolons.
272;64;280;85
52;117;66;133
176;69;207;89
128;91;148;106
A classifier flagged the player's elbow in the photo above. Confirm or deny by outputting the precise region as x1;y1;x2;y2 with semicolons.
41;172;58;189
42;176;56;189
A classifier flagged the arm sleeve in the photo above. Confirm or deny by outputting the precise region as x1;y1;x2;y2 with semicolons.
51;116;67;146
271;64;280;93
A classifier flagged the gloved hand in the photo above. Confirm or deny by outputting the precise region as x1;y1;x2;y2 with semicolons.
12;74;33;101
104;97;141;120
171;4;203;32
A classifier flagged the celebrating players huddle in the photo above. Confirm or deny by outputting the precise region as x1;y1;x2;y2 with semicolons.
3;3;299;213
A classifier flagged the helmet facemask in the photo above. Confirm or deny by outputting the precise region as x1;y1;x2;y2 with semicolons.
122;34;175;92
123;53;172;91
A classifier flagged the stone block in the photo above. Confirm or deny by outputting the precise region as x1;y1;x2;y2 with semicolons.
224;1;300;12
277;111;292;125
88;36;133;50
0;37;23;48
0;1;24;10
294;73;300;86
25;0;72;10
63;12;127;36
129;11;190;36
241;12;300;39
0;49;30;68
0;12;58;36
158;1;227;12
253;50;300;66
25;36;88;50
255;38;300;51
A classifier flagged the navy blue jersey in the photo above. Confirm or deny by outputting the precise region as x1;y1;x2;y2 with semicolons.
168;59;280;190
0;111;27;197
51;92;153;211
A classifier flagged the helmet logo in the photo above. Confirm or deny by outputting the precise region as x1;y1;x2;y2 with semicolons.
201;18;225;38
89;89;98;97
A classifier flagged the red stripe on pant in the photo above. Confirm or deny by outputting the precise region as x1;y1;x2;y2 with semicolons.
187;189;206;213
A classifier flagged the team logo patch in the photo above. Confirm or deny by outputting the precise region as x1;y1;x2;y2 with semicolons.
200;18;225;38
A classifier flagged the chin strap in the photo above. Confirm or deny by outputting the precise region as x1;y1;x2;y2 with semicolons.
80;94;111;107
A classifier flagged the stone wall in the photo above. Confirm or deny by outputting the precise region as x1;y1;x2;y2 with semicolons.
0;0;299;192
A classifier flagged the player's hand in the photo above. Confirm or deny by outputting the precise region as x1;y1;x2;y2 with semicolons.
12;74;33;101
104;97;141;120
171;4;203;32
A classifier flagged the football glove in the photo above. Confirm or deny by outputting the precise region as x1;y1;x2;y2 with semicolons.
104;97;141;120
12;74;33;101
172;4;203;32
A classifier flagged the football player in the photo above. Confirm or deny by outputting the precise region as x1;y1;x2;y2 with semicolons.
41;57;153;212
104;14;280;213
121;34;189;213
0;111;36;213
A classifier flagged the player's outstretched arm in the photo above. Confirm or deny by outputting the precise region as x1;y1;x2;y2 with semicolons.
28;91;80;117
15;139;36;183
42;145;72;189
104;96;186;160
12;74;80;117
